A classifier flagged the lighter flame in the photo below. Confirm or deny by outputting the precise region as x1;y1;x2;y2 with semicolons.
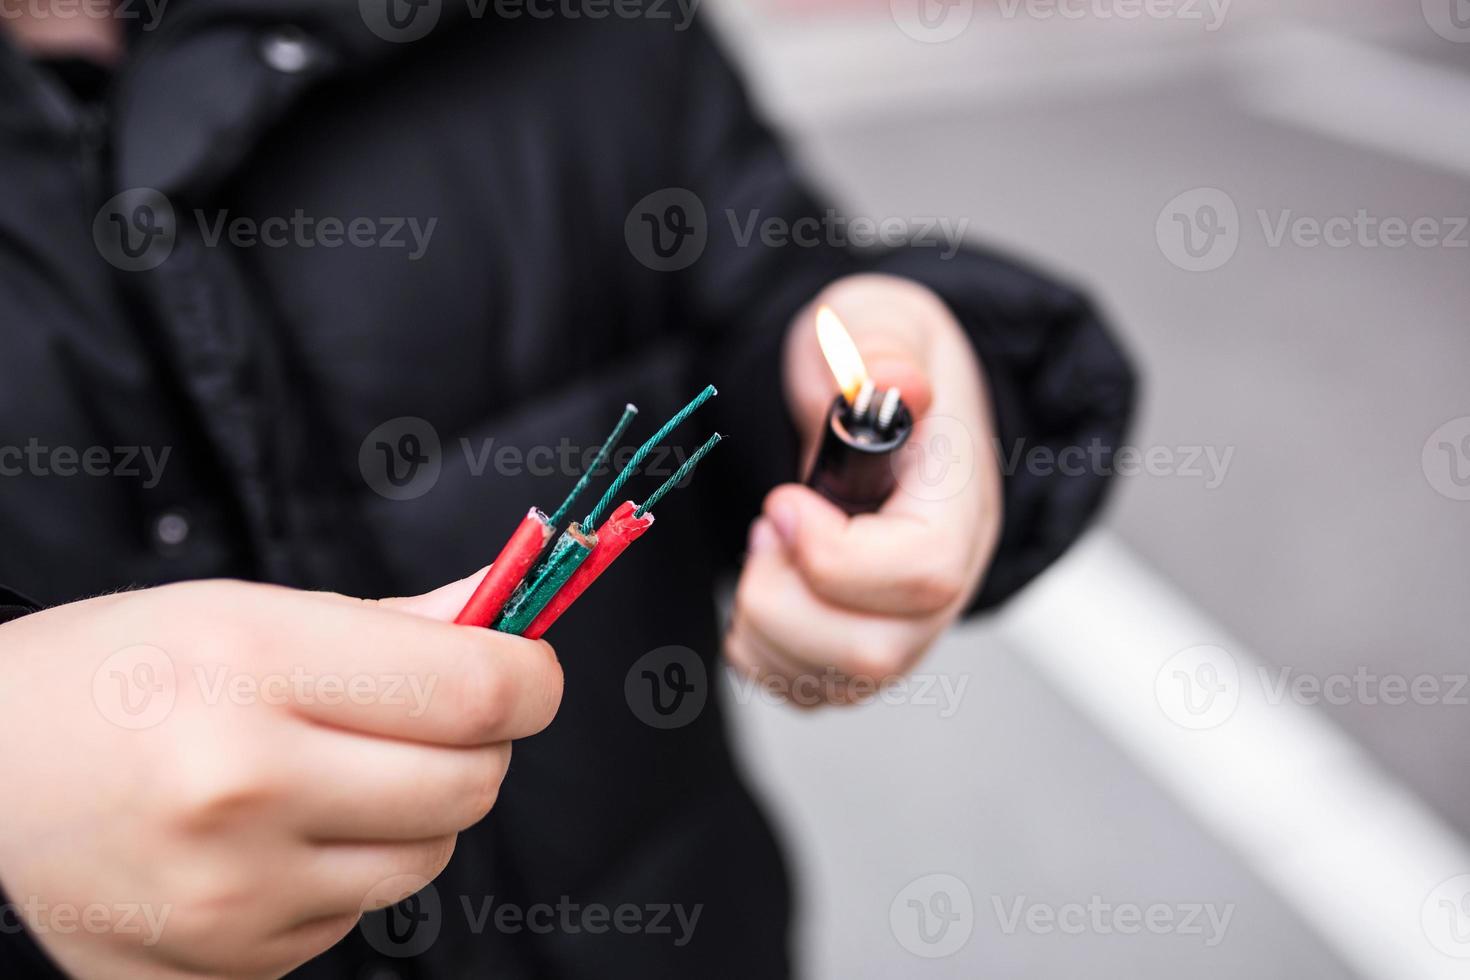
815;306;868;404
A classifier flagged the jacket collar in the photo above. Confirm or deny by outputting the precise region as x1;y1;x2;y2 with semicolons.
2;0;470;196
120;0;467;196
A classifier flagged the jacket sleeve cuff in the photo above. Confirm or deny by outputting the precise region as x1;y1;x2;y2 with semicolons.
872;248;1138;612
0;586;39;626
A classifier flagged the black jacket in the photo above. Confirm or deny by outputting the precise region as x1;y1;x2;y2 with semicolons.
0;2;1134;976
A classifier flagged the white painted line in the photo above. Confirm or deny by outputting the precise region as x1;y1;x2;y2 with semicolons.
993;532;1470;980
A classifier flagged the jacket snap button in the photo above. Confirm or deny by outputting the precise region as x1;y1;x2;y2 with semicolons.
259;28;316;74
152;511;191;548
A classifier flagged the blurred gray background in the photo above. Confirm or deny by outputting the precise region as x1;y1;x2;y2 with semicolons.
706;2;1470;977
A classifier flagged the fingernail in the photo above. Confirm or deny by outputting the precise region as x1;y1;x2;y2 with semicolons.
748;518;779;555
766;500;797;545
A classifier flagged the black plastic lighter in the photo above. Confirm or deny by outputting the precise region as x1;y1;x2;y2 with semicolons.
805;380;913;515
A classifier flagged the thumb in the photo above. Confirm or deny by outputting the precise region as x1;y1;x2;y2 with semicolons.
859;346;933;421
375;567;491;621
764;483;849;563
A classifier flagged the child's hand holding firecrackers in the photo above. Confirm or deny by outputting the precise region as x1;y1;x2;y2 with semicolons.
726;274;1003;705
0;576;561;978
